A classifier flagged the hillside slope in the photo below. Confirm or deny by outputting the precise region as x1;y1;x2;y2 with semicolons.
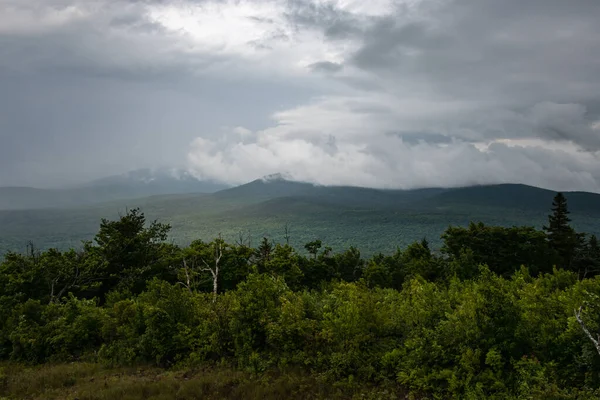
1;180;599;256
416;183;600;213
213;175;447;209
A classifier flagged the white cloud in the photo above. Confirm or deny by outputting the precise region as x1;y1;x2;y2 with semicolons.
2;0;600;191
0;2;89;34
144;0;354;79
147;1;287;55
187;98;600;192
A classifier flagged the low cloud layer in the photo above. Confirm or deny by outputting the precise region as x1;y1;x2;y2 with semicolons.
188;104;600;192
2;0;600;191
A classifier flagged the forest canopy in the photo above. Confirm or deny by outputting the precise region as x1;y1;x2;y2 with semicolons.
2;193;600;399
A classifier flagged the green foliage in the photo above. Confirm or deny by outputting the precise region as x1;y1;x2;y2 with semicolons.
573;234;600;279
442;222;556;277
363;260;391;288
0;245;101;305
298;241;337;289
263;244;303;289
86;208;172;299
333;246;364;282
3;182;600;259
228;273;290;370
3;194;600;398
7;296;105;363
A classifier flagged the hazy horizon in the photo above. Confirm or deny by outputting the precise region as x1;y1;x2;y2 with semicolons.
3;167;600;196
2;0;600;192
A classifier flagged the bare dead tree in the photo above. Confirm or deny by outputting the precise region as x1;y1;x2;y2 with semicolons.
49;266;79;304
27;241;40;263
235;230;252;247
178;258;194;293
200;235;224;303
235;231;245;247
574;306;600;356
283;223;291;245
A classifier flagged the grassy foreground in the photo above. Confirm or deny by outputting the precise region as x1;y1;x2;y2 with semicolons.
0;362;408;400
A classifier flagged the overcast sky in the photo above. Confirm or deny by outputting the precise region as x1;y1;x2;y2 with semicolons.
1;0;600;191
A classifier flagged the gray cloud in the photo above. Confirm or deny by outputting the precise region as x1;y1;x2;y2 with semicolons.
309;61;343;73
1;0;600;192
283;1;358;33
390;131;454;145
0;0;321;186
332;0;600;150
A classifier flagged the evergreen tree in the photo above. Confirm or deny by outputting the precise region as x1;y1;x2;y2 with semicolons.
590;235;600;275
254;237;274;272
85;208;171;299
544;193;571;233
590;234;600;255
574;234;600;278
543;193;579;269
334;246;364;282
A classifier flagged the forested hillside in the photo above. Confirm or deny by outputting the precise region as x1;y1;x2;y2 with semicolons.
2;180;600;256
2;193;600;399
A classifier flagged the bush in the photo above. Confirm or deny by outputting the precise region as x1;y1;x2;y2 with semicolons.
8;296;104;363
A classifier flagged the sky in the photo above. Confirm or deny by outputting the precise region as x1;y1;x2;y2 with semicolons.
1;0;600;191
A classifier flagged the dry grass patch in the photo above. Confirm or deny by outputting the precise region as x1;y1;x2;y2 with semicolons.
0;362;407;400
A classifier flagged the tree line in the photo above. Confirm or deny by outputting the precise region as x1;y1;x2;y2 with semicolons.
1;193;600;398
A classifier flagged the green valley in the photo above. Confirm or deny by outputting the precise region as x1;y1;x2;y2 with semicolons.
1;178;600;256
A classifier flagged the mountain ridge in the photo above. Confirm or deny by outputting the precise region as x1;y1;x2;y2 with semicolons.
0;168;230;210
4;171;600;212
2;179;600;256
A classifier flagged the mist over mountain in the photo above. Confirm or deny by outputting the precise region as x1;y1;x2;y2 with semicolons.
2;173;600;256
0;168;229;210
79;167;229;193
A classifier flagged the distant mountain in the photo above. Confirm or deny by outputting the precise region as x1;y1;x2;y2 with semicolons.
81;167;229;195
176;175;600;222
0;168;229;210
213;175;319;203
2;176;600;256
214;174;447;208
414;184;600;214
216;180;600;221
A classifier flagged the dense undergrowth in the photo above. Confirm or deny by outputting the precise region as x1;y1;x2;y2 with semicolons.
2;193;600;399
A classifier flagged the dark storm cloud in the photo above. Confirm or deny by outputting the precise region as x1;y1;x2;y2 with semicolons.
336;0;600;150
351;19;446;70
389;131;454;146
0;0;320;186
2;0;600;192
309;61;343;73
283;0;357;32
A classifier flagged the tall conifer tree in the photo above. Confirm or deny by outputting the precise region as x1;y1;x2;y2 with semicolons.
544;193;578;269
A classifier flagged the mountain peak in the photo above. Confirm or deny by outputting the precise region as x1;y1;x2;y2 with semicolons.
260;172;295;183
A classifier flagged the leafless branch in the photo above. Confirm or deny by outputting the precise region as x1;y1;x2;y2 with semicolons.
193;235;224;303
575;306;600;356
180;258;193;293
